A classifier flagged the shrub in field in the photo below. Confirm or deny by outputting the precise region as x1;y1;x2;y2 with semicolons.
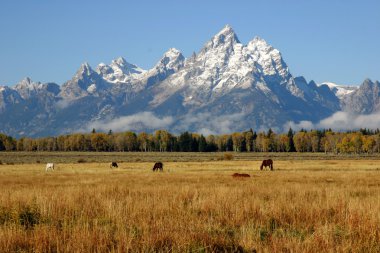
223;153;234;160
18;205;41;229
77;158;87;163
0;206;13;225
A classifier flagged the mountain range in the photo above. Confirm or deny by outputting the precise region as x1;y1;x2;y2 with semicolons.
0;25;378;137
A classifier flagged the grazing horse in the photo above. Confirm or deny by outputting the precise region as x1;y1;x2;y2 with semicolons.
46;163;54;171
152;162;163;172
110;162;118;169
232;173;250;178
260;159;273;171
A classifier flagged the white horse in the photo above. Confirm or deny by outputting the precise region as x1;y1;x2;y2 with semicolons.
46;163;54;171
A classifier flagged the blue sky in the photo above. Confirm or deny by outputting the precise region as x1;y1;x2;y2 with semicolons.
0;0;379;86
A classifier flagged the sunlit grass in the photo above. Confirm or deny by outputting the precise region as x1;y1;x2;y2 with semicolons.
0;159;379;252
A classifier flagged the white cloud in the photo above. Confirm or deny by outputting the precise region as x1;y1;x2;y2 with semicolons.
319;111;380;130
283;120;315;131
284;111;380;131
176;112;246;135
85;110;380;135
197;128;217;136
86;111;174;132
55;99;71;109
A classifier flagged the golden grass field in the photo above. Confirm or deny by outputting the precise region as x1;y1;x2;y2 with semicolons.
0;155;379;252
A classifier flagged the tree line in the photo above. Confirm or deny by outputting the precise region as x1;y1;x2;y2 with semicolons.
1;128;380;153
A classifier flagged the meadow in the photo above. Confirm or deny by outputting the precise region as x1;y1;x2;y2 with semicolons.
0;153;379;252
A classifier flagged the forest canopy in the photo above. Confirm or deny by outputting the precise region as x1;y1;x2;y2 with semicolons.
1;128;380;154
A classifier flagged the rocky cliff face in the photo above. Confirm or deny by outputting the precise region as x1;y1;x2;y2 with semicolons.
341;79;380;114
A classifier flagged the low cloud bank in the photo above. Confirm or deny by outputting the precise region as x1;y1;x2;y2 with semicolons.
85;111;248;135
175;112;247;135
86;110;380;135
284;111;380;131
86;111;174;132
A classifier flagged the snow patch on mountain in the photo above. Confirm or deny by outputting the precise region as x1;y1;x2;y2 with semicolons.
86;84;97;93
150;24;300;108
97;57;146;84
319;82;357;99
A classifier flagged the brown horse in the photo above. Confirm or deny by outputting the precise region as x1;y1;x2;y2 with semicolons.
232;173;250;178
109;162;118;169
152;162;163;172
260;159;273;171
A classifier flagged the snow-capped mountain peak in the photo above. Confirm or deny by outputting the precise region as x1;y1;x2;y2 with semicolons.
162;48;182;59
247;36;289;80
203;25;240;51
110;57;145;75
151;25;304;110
0;24;377;137
59;63;106;99
248;36;273;50
97;57;146;84
135;48;185;90
15;77;40;89
341;79;380;114
14;77;44;99
321;82;342;88
154;48;185;72
319;81;357;99
113;56;127;66
215;24;237;38
75;62;95;78
9;77;59;101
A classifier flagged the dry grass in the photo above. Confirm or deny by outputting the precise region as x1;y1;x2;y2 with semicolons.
1;151;380;164
0;159;379;252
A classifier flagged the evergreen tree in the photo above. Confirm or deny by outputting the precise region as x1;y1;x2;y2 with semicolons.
0;134;5;151
206;142;218;152
287;128;296;152
253;131;257;140
267;128;273;138
191;135;199;152
178;132;192;152
226;136;233;151
198;135;207;152
241;138;247;152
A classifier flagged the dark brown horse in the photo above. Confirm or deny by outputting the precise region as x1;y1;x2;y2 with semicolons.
232;173;250;178
152;162;163;172
109;162;118;169
260;159;273;171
